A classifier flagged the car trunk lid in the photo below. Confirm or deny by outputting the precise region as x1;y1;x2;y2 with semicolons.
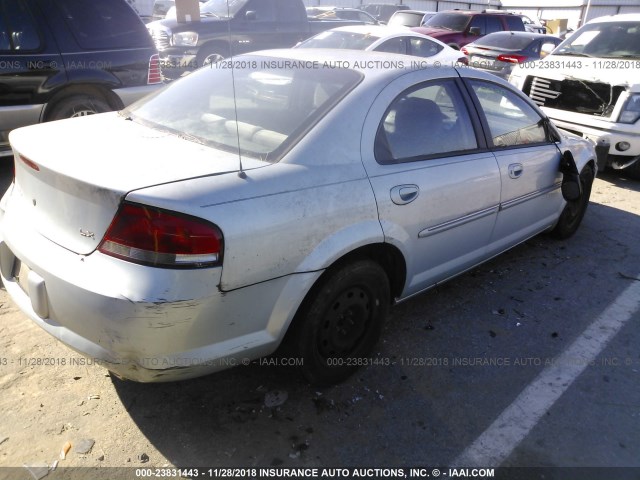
8;113;265;255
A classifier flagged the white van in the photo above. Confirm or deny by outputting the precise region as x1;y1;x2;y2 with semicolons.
510;14;640;179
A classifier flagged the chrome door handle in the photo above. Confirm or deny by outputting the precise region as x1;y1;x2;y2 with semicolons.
508;163;524;179
390;185;419;205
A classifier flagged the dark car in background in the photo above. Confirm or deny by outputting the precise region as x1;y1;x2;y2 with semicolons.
0;0;162;159
387;10;436;28
414;10;525;50
359;3;410;23
306;7;379;25
147;0;369;77
463;31;561;79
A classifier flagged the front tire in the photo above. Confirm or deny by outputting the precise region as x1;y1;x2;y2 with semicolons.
551;164;594;239
292;260;390;386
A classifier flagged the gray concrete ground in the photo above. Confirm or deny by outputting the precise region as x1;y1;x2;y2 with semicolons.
0;161;638;478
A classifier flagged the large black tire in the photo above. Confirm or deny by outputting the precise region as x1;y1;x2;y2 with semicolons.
620;160;640;181
551;164;594;239
291;260;390;386
46;95;111;121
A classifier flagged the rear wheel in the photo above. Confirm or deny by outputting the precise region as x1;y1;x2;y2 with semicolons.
46;95;111;121
291;260;390;386
551;164;594;239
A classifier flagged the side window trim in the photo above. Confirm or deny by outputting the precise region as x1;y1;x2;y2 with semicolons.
461;77;555;151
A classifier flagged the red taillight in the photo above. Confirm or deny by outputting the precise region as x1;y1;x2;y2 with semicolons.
19;154;39;171
148;54;162;84
496;54;527;64
461;47;469;55
99;203;223;268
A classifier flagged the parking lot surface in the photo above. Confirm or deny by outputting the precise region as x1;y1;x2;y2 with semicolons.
0;164;639;476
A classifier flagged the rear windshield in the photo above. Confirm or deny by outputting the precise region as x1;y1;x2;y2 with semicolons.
58;0;151;49
424;13;470;32
297;31;379;50
124;58;363;161
475;34;534;49
388;12;424;27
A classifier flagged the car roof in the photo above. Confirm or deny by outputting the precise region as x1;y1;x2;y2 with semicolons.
587;13;640;24
393;10;434;15
435;10;511;16
327;24;425;36
246;48;453;81
479;31;559;41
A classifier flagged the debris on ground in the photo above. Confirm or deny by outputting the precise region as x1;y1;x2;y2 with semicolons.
23;463;49;480
264;390;288;408
0;436;8;446
74;438;95;455
59;441;71;460
87;394;100;400
138;453;150;463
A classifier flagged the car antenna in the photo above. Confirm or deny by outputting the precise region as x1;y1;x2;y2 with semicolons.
226;0;247;179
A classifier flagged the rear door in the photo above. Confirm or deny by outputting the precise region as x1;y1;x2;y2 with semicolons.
461;73;564;255
360;71;501;298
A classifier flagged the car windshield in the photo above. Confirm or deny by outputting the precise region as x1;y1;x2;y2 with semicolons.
297;31;380;50
123;59;362;161
200;0;246;17
424;13;470;31
555;21;640;58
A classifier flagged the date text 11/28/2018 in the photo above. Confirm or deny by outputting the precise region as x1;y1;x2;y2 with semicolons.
134;467;496;478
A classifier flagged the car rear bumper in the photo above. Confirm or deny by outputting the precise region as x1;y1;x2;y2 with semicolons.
0;187;319;382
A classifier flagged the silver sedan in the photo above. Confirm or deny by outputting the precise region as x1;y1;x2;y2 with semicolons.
0;50;596;384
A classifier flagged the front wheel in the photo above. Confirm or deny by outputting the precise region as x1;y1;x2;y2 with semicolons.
551;164;594;239
291;260;390;386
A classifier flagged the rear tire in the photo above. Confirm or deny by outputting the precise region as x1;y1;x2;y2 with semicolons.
46;95;111;121
291;260;390;386
551;164;594;239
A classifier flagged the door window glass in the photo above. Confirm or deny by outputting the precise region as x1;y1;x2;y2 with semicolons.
375;38;407;54
58;0;150;49
470;81;549;147
375;80;478;163
409;37;443;58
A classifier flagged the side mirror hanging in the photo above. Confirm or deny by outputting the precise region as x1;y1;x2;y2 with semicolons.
560;150;582;202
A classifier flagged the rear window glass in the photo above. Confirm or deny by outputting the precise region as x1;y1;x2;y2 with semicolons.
58;0;151;49
388;12;424;27
475;34;534;49
505;15;525;31
125;58;363;161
